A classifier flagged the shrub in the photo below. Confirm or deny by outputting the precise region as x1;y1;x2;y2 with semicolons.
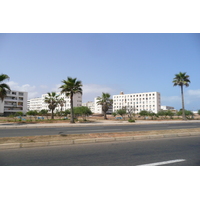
128;119;135;123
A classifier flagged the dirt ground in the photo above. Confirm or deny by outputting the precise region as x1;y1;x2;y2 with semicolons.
1;128;200;144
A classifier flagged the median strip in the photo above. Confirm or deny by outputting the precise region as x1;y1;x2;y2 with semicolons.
1;128;200;150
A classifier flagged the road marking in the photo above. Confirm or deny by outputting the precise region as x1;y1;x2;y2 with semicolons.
137;159;186;166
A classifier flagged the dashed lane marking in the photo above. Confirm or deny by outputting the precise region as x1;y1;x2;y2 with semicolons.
137;159;186;166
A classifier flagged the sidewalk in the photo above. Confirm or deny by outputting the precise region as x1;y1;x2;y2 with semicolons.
0;119;200;129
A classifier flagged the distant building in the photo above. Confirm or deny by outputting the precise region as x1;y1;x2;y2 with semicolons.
28;97;43;112
28;92;82;112
161;106;175;110
82;101;95;113
0;90;28;116
113;91;161;114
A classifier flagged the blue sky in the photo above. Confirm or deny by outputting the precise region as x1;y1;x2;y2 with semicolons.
1;33;200;110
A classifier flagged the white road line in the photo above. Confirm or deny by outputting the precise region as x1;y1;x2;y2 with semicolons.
137;159;186;166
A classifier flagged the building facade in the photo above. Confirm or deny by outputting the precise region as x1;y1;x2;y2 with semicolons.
28;97;43;111
28;92;82;112
0;90;28;116
82;101;95;113
113;91;161;114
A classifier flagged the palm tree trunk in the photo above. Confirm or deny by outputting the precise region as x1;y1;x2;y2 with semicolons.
70;93;75;123
103;111;107;120
51;109;54;119
181;85;186;120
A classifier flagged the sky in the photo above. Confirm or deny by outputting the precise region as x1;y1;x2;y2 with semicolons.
1;33;200;110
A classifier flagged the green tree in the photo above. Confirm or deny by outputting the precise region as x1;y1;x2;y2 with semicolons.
112;112;117;117
63;109;70;118
173;72;190;120
73;106;92;120
60;77;82;123
26;110;38;120
39;109;49;120
166;110;174;119
125;106;136;120
176;110;182;119
157;110;165;119
139;110;149;120
96;92;113;120
177;109;194;119
147;111;157;120
44;92;60;119
198;110;200;116
14;111;23;116
116;109;126;119
0;74;11;102
58;97;66;112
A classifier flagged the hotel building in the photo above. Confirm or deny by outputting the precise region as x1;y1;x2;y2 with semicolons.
113;91;161;114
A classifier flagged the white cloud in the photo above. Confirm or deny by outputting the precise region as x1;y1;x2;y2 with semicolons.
7;81;39;99
51;84;62;93
187;89;200;98
40;85;48;89
82;84;116;102
83;84;114;94
161;95;181;104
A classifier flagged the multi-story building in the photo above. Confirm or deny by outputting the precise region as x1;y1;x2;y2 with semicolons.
0;90;28;116
113;91;161;114
82;101;95;113
28;97;43;111
28;92;82;112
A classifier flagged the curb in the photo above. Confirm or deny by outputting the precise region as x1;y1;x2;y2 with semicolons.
1;132;200;150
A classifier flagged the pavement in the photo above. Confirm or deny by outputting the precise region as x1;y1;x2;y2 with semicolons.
1;119;200;129
1;119;200;150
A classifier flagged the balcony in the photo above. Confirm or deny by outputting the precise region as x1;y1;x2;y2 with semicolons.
4;97;17;101
4;107;23;111
4;102;17;107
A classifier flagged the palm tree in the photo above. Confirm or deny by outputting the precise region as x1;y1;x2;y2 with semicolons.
96;92;113;120
44;92;60;119
0;74;11;101
58;97;66;112
59;77;82;123
173;72;190;120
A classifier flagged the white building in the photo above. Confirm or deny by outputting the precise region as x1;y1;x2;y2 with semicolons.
28;92;82;112
113;91;161;114
0;90;28;116
94;98;113;114
28;97;43;111
161;106;175;110
82;101;95;113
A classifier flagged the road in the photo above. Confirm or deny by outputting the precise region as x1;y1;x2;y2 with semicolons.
0;122;200;137
0;136;200;165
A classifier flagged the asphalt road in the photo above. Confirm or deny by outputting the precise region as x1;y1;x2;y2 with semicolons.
0;122;200;137
1;136;200;166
